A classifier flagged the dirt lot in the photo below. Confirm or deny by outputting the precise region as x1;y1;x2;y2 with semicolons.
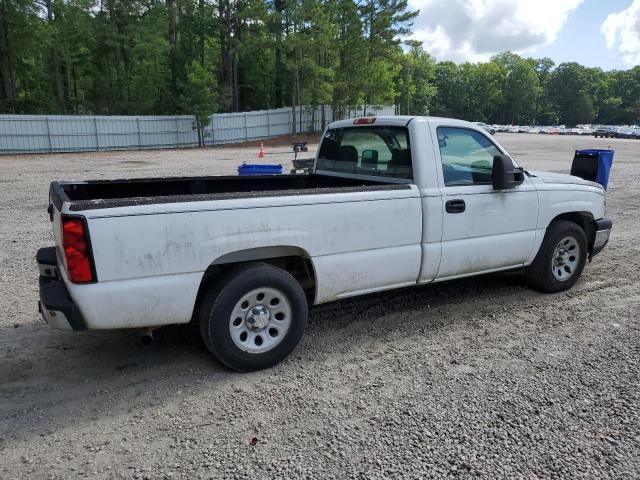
1;134;638;479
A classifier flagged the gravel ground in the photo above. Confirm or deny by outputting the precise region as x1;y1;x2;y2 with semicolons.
0;134;638;479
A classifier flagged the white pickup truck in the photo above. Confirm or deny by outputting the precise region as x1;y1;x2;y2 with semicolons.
37;116;612;371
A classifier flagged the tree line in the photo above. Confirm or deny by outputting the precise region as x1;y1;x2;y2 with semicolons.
1;0;639;127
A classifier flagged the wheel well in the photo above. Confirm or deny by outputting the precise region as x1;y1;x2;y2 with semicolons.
191;250;316;323
550;212;595;245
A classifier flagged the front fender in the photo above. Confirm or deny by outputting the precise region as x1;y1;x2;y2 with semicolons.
537;189;605;229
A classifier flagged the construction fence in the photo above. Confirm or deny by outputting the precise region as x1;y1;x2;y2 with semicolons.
204;105;396;145
0;115;199;154
0;105;396;154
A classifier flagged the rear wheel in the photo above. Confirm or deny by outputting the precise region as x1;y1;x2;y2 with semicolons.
199;264;307;371
526;220;588;293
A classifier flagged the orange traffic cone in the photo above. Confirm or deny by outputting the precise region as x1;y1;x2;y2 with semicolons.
258;142;265;158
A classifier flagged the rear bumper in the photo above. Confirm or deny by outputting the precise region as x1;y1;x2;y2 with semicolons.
590;218;612;259
37;247;87;331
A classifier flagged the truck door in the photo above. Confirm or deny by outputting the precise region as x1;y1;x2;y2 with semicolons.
432;126;538;280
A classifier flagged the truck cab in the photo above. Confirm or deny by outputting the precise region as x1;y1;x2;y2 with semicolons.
315;116;608;282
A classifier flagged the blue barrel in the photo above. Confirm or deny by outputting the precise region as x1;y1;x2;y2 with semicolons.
572;149;614;189
237;163;283;176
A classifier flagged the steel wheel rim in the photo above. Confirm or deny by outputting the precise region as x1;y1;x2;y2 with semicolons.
229;287;292;354
551;235;580;281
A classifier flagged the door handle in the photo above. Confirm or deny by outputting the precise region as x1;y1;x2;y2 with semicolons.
445;199;466;213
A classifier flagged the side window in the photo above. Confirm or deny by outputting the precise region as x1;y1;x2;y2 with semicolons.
437;127;502;186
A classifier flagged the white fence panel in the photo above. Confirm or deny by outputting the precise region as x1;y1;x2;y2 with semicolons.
47;116;96;152
0;115;199;154
0;107;396;152
268;108;292;138
245;110;270;140
96;116;139;150
0;115;49;153
205;105;396;145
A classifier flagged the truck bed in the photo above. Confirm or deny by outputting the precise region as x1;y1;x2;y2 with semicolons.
51;173;410;211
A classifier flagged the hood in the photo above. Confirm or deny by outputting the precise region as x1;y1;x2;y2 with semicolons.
528;170;603;190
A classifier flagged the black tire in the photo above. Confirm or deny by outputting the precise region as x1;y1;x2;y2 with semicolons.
199;263;307;371
526;220;588;293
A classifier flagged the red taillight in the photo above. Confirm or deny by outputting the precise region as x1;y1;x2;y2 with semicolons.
353;117;376;125
62;217;94;283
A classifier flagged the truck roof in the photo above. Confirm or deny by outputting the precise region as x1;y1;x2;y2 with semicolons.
327;116;478;129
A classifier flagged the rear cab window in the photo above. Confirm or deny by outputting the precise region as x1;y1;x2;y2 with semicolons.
317;126;412;180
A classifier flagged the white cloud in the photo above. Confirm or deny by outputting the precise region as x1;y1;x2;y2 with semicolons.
408;0;584;62
601;0;640;67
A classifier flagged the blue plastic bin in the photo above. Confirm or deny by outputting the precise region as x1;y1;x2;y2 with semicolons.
237;163;283;176
572;149;614;189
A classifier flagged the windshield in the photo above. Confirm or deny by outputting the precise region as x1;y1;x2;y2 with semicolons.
316;126;412;180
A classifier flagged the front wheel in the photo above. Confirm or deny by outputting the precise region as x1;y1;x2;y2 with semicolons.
526;221;588;293
199;264;307;371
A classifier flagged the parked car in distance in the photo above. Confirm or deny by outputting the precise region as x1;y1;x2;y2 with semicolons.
614;127;637;139
484;124;630;138
37;116;613;371
594;127;615;138
473;122;496;135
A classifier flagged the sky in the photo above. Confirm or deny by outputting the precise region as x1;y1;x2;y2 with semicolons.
407;0;640;70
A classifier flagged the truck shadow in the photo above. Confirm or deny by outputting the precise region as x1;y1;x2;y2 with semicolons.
0;271;536;444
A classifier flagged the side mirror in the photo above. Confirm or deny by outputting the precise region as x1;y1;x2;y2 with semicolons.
492;154;524;190
361;149;378;167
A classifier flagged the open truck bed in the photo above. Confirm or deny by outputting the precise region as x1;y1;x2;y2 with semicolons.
50;173;408;211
